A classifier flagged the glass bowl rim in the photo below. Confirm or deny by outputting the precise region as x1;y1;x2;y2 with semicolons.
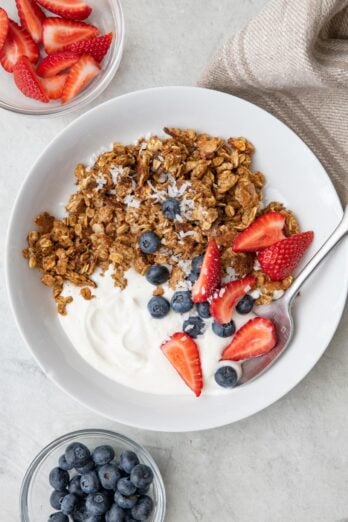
0;0;125;117
20;428;166;521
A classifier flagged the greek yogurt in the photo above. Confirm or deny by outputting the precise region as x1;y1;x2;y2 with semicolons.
59;268;253;395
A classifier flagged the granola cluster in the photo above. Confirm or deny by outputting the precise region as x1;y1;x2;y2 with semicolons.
23;128;299;314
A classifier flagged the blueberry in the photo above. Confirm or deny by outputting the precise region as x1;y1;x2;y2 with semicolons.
58;454;72;471
138;231;160;254
171;291;193;313
92;445;115;466
136;486;150;495
124;515;137;522
161;198;181;220
145;264;169;285
186;271;198;284
98;463;122;490
61;493;79;515
236;294;254;314
50;490;68;510
183;316;205;338
147;296;170;318
191;255;204;274
84;516;104;522
119;451;140;474
215;366;238;388
67;475;83;498
106;504;126;522
131;495;154;521
49;467;69;491
76;460;95;474
85;492;111;516
65;442;91;469
80;470;100;494
48;513;69;522
117;477;137;497
212;320;236;337
130;465;154;490
114;491;138;510
196;301;211;319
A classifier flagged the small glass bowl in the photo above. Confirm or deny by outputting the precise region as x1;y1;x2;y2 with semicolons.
0;0;124;116
20;429;166;521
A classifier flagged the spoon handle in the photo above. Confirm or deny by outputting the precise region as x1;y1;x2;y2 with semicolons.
285;205;348;307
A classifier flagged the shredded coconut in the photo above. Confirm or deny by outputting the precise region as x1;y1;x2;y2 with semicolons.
177;230;195;239
177;259;192;276
250;289;262;299
124;195;141;209
272;289;284;300
110;165;124;185
95;174;107;191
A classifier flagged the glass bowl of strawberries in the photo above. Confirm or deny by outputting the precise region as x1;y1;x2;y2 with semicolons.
0;0;124;116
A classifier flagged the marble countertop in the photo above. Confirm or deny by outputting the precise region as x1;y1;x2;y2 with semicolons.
1;1;347;520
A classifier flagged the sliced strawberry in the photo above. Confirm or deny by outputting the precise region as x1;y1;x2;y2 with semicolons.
0;8;9;52
13;55;49;103
161;332;203;397
210;275;256;324
42;18;99;54
37;51;80;77
192;240;221;303
61;54;100;103
257;231;314;281
233;212;286;253
0;20;39;73
40;72;68;99
15;0;45;43
222;317;277;361
62;33;113;62
35;0;92;20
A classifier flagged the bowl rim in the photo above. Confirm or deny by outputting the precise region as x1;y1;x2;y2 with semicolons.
0;0;125;117
20;428;166;521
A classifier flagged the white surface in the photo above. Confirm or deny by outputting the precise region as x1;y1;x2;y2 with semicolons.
1;1;348;520
7;85;348;432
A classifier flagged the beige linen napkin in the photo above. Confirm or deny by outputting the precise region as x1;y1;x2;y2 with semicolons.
198;0;348;203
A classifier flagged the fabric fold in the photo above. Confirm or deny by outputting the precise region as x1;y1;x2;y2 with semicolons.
198;0;348;203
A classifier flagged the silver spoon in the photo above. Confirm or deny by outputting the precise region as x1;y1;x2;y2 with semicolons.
238;205;348;386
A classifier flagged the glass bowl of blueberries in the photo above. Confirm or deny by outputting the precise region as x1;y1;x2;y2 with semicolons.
20;429;166;522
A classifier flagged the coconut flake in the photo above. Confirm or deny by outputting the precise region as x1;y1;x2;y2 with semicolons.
250;289;261;299
124;195;141;209
272;289;284;300
110;165;124;185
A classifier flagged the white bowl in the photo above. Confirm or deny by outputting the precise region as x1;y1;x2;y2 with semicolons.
6;86;348;431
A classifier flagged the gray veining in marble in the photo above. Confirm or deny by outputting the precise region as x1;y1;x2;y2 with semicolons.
1;1;347;520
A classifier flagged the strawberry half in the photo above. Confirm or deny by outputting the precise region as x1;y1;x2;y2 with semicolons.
257;231;314;281
161;332;203;397
210;275;256;324
15;0;46;43
35;0;92;20
62;33;113;62
0;20;39;73
233;212;286;253
42;18;99;54
13;55;49;103
0;8;9;52
37;51;80;77
61;53;100;103
40;73;68;99
222;317;277;361
192;239;221;303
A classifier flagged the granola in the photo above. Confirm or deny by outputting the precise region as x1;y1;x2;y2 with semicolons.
23;128;299;314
